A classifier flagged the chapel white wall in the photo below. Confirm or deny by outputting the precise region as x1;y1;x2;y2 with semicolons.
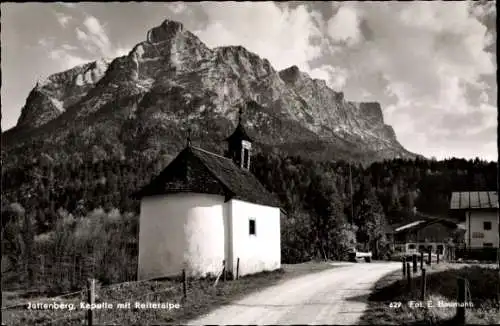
138;193;227;280
229;199;281;276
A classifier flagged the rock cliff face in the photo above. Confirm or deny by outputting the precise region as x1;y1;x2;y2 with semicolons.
2;19;418;166
16;59;110;128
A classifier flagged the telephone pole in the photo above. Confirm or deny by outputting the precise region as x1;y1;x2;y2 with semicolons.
349;162;354;226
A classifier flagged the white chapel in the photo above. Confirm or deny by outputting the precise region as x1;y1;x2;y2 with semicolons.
134;106;282;280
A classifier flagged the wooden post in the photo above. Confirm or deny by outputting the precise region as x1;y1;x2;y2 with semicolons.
427;250;431;266
73;254;77;287
87;278;95;326
40;256;45;287
412;254;417;273
406;262;411;292
456;278;466;325
402;257;406;279
222;260;226;282
437;252;440;264
236;258;240;280
420;268;426;301
420;251;424;270
182;269;187;301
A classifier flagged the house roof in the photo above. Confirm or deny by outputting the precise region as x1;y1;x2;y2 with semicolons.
394;220;426;232
392;218;457;234
132;145;279;207
449;191;498;210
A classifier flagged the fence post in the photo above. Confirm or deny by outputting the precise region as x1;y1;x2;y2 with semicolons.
420;251;424;270
236;258;240;280
79;260;83;286
402;257;406;279
437;251;440;264
456;278;466;325
406;262;411;292
40;255;45;288
412;254;417;273
420;268;426;301
73;254;77;287
427;249;431;266
222;260;226;282
87;278;95;326
182;269;187;301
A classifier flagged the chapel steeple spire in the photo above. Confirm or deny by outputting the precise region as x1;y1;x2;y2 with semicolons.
224;104;253;170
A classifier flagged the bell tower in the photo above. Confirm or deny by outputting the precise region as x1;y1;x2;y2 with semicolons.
224;106;253;170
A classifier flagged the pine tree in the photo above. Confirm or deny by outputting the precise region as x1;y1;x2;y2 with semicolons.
304;169;347;260
353;179;388;257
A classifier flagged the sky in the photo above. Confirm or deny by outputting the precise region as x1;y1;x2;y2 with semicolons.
1;1;497;161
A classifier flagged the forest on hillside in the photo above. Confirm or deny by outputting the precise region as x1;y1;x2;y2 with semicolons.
1;151;497;291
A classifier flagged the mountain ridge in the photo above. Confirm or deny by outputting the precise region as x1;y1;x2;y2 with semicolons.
2;18;419;166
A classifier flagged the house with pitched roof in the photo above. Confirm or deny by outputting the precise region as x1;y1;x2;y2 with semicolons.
388;215;461;259
449;191;499;249
133;107;281;280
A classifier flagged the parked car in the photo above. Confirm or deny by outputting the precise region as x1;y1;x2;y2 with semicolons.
347;247;372;262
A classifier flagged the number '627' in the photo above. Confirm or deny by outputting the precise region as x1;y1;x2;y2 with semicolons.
389;302;402;308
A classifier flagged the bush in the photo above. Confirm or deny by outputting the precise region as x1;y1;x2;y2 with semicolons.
456;248;498;262
3;207;139;293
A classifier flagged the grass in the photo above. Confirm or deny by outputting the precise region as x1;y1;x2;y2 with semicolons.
359;263;500;325
2;260;338;325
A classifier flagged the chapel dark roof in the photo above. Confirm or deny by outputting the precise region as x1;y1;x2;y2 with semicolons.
132;145;279;207
225;123;253;142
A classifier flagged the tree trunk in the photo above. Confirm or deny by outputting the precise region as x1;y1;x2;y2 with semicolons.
321;244;328;261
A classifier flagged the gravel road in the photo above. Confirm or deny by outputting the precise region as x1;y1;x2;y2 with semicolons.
186;262;401;325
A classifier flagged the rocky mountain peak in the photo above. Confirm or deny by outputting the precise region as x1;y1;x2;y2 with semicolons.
4;17;417;164
214;45;275;78
215;45;254;61
278;65;301;84
147;19;185;43
16;88;63;129
358;102;384;125
16;60;111;128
